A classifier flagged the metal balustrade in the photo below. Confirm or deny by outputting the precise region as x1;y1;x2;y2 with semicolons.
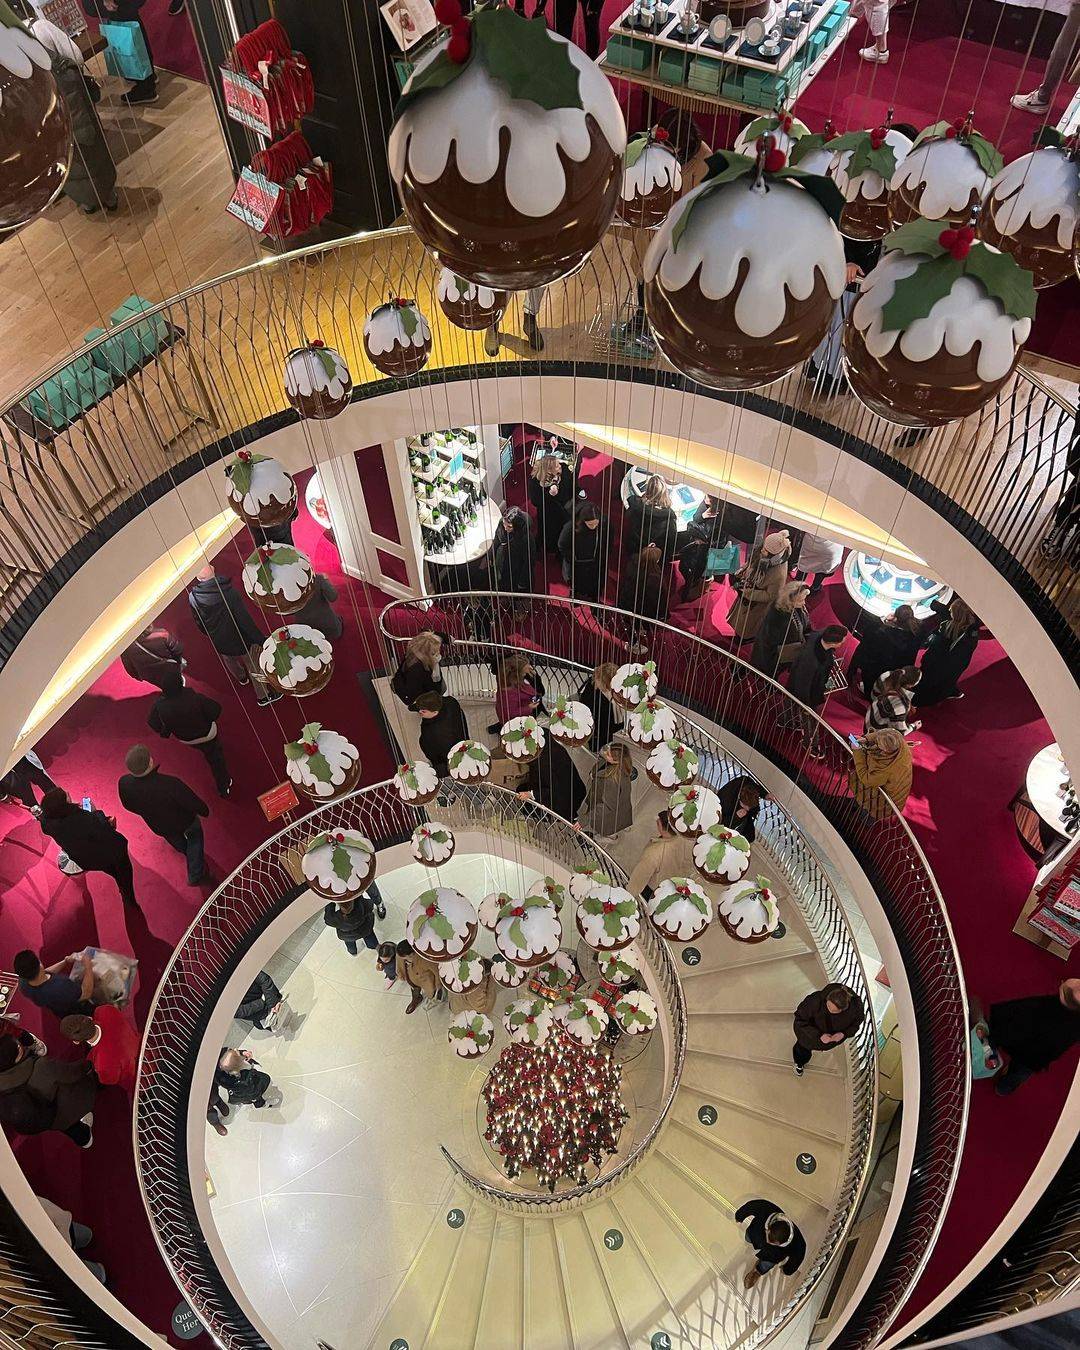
380;591;970;1350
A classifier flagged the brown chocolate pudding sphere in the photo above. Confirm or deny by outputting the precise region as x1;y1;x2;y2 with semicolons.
887;137;991;229
0;21;72;232
283;345;353;420
437;270;508;330
363;301;432;378
982;147;1080;290
617;138;682;230
831;129;913;242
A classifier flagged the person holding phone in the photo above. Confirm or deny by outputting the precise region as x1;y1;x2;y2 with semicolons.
38;789;140;909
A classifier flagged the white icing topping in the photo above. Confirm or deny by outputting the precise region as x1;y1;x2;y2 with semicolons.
364;304;431;355
645;178;846;339
227;456;295;517
853;248;1031;383
0;24;51;79
302;830;374;895
448;1010;493;1055
407;886;477;958
527;877;568;909
439;949;484;992
569;866;613;902
645;739;700;787
495;903;562;963
646;876;712;940
389;31;626;218
889;137;991;219
243;547;314;604
437;268;500;309
622;141;682;201
394;759;439;800
669;786;722;834
259;624;333;690
478;892;509;929
718;880;779;938
536;950;577;987
831;129;912;203
597;947;641;984
411;822;456;864
612;661;658;700
556;997;608;1045
286;729;359;796
693;825;751;883
795;146;835;177
490;953;528;987
576;884;640;948
503;998;554;1045
615;989;657;1034
547;699;594;740
448;740;492;782
990;148;1080;250
501;716;545;759
626;698;678;745
284;347;351;401
733;118;809;158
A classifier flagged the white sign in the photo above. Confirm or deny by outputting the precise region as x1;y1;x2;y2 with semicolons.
380;0;437;52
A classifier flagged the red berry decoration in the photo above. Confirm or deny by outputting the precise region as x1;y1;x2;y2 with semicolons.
238;450;251;463
425;904;437;918
780;114;794;132
447;23;471;63
654;125;669;142
511;906;525;917
765;148;788;173
945;126;958;139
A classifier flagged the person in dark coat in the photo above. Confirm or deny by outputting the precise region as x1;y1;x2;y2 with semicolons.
189;567;277;705
323;890;382;956
618;543;669;622
785;625;847;756
39;789;139;908
0;1036;97;1147
288;574;344;640
121;623;184;689
33;21;116;213
14;950;94;1019
692;495;759;556
528;456;575;554
415;691;468;777
624;474;679;566
236;972;282;1030
0;751;57;814
391;631;446;709
914;598;982;706
751;582;811;677
118;744;209;885
81;0;157;105
557;501;606;601
791;983;865;1075
148;670;231;797
520;737;587;823
988;978;1080;1095
494;507;536;594
848;605;926;700
736;1200;806;1288
577;664;622;753
716;776;768;844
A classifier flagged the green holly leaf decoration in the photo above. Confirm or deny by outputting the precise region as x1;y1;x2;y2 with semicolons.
467;743;488;760
311;346;338;381
398;304;419;340
603;910;626;938
226;452;266;497
415;910;454;942
962;245;1037;321
284;741;305;761
883;217;950;259
789;132;829;166
824;130;869;153
913;120;952;148
741;114;782;142
968;132;1004;179
393;45;473;124
507;918;528;950
305;751;333;783
272;633;321;680
624;134;649;169
845;138;898;182
472;8;583;112
653;883;708;917
331;844;354;882
637;703;657;734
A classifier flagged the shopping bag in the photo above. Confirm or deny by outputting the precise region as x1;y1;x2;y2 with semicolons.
100;19;152;83
705;543;742;576
78;946;139;1007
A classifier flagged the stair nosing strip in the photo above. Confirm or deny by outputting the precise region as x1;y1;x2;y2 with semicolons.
667;1116;833;1214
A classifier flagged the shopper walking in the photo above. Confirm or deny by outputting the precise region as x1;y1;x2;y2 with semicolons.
793;534;844;594
39;790;139;908
624;475;679;567
849;728;912;818
716;776;768;844
416;691;469;777
60;1007;141;1091
14;950;94;1019
121;623;184;690
558;501;606;601
577;663;623;752
520;736;587;824
848;605;925;699
288;573;344;640
914;599;982;706
494;507;537;595
83;0;157;104
988;978;1080;1096
578;742;635;838
786;626;847;756
792;983;865;1076
118;745;210;885
736;1199;806;1288
391;630;446;709
235;972;283;1030
0;750;57;815
147;671;231;797
0;1037;97;1147
864;667;922;736
323;888;382;956
1012;0;1080;114
627;809;691;899
728;531;792;643
395;940;440;1013
214;1049;274;1111
188;567;278;705
31;18;117;213
528;456;575;555
751;582;812;678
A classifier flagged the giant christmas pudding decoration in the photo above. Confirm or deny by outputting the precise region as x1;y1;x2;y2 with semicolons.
448;1011;494;1058
283;342;352;419
644;146;847;389
411;821;456;866
717;875;781;943
407;886;478;960
645;876;712;942
844;218;1036;427
596;947;641;986
0;8;72;233
645;739;700;790
393;758;439;804
733;111;809;160
490;952;528;988
982;130;1080;290
439;948;486;994
503;997;554;1046
494;892;562;967
575;882;641;952
284;722;361;801
556;997;609;1047
693;824;751;884
546;697;593;747
301;829;376;900
501;716;544;762
614;988;658;1035
225;452;297;529
669;784;722;836
611;660;657;709
483;1028;628;1190
447;739;492;782
389;2;626;290
888;115;1003;229
625;697;678;747
242;544;315;614
618;128;682;230
436;269;508;330
363;299;431;377
827;123;913;241
260;625;334;696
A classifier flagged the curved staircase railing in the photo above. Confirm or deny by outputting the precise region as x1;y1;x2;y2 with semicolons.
379;591;970;1350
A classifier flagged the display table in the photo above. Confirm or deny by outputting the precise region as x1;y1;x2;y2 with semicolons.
843;552;951;620
620;466;705;533
427;498;501;568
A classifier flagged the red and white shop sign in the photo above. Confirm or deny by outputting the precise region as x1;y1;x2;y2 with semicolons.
226;167;283;234
220;67;273;138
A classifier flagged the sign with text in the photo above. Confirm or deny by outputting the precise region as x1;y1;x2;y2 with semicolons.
220;67;273;138
226;168;284;234
258;780;299;822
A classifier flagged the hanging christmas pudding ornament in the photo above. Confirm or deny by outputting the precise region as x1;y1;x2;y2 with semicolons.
283;342;352;419
284;723;361;802
494;893;562;968
447;739;492;782
575;882;641;952
439;947;486;994
626;696;678;747
693;823;752;884
844;217;1036;427
534;950;578;998
260;624;334;697
225;451;297;529
556;997;609;1048
301;829;376;900
596;947;641;986
500;715;544;763
242;544;316;615
669;784;722;837
611;660;657;709
614;988;658;1036
645;739;700;790
528;876;568;911
788;121;839;178
0;7;72;233
618;127;682;229
733;111;810;160
569;864;614;904
448;1011;494;1058
503;997;554;1046
717;874;781;943
888;114;1003;228
437;269;508;330
394;758;439;805
363;298;432;377
407;886;478;961
411;821;456;866
478;891;510;929
546;696;594;747
490;952;528;988
389;1;626;290
982;130;1080;289
645;876;712;943
644;145;847;389
827;121;913;241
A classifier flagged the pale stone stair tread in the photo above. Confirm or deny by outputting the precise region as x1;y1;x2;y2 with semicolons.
422;1203;497;1348
685;1007;846;1073
681;1051;848;1139
523;1215;575;1348
474;1214;526;1350
553;1211;633;1350
579;1199;678;1347
672;1077;847;1148
681;954;826;1010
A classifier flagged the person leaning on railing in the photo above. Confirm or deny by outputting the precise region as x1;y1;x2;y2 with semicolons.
848;729;913;819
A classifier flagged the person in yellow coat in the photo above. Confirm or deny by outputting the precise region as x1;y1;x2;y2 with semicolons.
448;958;497;1017
849;728;912;819
395;941;440;1014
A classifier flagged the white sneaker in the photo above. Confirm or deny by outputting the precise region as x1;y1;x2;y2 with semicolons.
1010;90;1050;115
859;45;889;62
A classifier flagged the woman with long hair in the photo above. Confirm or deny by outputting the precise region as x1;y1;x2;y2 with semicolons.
728;530;791;642
865;667;922;735
750;581;811;677
849;603;926;698
494;655;543;725
558;500;606;601
576;662;622;751
578;741;635;838
528;455;575;555
618;542;670;621
390;630;445;709
914;598;982;706
624;474;678;565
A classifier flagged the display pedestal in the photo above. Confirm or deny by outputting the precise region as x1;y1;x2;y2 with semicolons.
1012;890;1072;961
